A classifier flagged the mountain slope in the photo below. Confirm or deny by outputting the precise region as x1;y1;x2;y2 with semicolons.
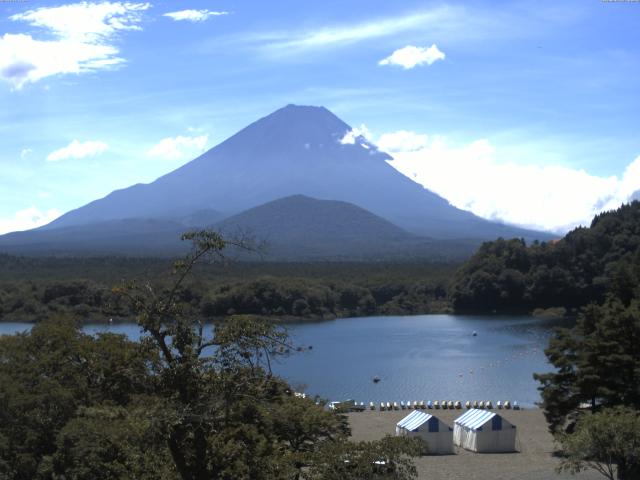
0;196;480;260
215;195;416;259
41;104;551;242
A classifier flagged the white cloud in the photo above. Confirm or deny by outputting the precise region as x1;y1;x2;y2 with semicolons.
378;130;428;152
146;135;209;160
378;130;640;233
0;206;61;234
47;139;108;162
1;2;150;89
339;124;373;145
20;148;32;159
379;44;445;69
163;9;228;22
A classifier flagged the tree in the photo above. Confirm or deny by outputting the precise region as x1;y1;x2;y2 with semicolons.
534;298;640;433
303;435;423;480
556;407;640;480
0;316;153;479
114;230;420;480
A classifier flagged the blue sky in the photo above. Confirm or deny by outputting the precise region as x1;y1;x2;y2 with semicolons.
0;0;639;233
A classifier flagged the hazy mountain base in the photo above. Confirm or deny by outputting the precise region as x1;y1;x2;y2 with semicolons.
0;196;481;261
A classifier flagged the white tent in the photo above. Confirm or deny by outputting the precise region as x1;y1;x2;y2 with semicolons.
395;410;454;455
453;409;516;453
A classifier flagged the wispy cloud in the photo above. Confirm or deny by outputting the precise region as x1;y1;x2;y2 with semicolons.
238;4;579;60
163;9;228;22
47;139;108;162
20;148;32;159
0;206;61;234
1;2;150;89
251;7;461;56
146;135;209;160
379;44;445;69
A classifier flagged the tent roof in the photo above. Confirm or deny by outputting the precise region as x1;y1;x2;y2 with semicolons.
454;409;498;430
397;410;433;432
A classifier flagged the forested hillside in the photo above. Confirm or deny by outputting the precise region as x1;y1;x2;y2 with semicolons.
450;201;640;313
0;257;455;322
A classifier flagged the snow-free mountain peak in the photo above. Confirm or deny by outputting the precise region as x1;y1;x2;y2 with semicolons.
27;104;550;246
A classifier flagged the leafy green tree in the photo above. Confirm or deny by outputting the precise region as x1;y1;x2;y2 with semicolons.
43;404;176;480
304;435;423;480
535;298;640;432
0;316;152;479
115;231;420;480
556;407;640;480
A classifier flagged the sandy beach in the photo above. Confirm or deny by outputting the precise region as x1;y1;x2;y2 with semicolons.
348;408;602;480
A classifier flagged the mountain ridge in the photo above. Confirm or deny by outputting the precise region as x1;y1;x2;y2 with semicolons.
1;104;553;258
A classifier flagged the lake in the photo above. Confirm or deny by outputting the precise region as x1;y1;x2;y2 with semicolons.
0;315;570;408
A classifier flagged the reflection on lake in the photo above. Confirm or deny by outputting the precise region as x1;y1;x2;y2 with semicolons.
1;315;572;407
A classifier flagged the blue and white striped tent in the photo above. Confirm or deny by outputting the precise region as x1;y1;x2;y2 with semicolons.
396;410;453;454
453;409;516;452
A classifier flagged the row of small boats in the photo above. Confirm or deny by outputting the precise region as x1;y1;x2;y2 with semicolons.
371;400;520;411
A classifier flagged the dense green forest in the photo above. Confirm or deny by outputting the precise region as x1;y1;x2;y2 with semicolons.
449;202;640;314
0;256;455;322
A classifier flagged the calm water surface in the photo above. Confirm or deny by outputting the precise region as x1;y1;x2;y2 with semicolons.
0;315;571;407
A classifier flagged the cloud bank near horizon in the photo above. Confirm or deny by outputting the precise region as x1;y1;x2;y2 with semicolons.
375;129;640;233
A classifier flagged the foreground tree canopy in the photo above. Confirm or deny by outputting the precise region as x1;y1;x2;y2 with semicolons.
0;231;421;480
556;407;640;480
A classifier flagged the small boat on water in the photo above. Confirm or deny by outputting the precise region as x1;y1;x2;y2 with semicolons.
472;331;477;336
372;376;381;383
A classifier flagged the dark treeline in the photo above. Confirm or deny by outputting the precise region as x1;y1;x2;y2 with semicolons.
449;201;640;314
0;257;456;322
